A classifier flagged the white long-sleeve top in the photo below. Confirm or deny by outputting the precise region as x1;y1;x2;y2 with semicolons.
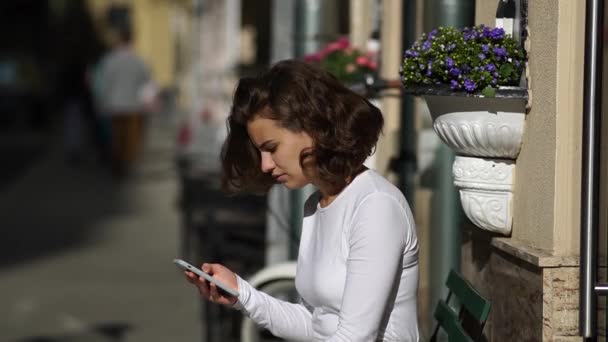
235;170;419;341
97;48;151;115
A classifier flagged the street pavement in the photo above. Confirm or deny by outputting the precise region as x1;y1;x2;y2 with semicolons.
0;116;203;341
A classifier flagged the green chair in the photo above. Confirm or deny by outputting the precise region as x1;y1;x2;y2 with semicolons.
429;270;491;342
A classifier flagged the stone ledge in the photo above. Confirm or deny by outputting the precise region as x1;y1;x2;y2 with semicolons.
491;238;579;268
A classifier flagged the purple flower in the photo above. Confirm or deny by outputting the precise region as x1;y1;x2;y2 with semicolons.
490;28;505;40
514;60;521;68
419;63;425;70
464;78;477;92
491;78;498;85
429;29;438;39
482;44;490;53
450;79;460;90
484;63;496;72
482;26;492;38
426;62;433;76
422;40;432;51
450;67;462;76
446;57;455;68
478;53;486;60
445;43;456;52
464;30;478;41
494;47;507;58
405;49;419;58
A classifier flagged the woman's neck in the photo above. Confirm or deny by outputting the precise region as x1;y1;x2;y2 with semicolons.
317;166;368;208
318;192;338;208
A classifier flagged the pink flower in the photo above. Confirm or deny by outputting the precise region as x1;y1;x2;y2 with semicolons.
323;37;350;54
303;53;322;63
334;37;350;49
356;55;370;66
355;55;377;70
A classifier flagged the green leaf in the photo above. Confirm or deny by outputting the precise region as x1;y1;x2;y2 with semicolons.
481;86;496;97
499;63;514;78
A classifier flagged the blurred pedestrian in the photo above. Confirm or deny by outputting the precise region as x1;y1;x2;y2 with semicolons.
88;59;112;165
96;28;157;177
183;60;420;341
61;60;93;165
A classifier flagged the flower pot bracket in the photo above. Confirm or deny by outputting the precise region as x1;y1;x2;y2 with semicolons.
453;156;515;234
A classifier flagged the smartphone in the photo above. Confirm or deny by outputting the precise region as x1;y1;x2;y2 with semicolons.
173;259;239;297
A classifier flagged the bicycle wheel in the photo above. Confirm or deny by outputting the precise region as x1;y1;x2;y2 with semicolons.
240;278;300;342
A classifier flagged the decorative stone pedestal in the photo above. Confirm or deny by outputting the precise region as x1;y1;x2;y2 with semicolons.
452;156;515;235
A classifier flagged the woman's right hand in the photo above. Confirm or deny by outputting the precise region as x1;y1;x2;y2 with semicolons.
185;263;239;306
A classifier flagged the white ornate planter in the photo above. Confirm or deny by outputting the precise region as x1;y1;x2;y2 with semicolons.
407;87;528;235
424;96;526;159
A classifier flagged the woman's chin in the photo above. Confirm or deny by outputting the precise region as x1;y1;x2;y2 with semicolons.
282;179;309;190
282;182;297;189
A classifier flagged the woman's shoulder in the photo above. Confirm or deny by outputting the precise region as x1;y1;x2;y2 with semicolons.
302;170;408;215
319;170;409;219
348;171;418;247
352;170;406;204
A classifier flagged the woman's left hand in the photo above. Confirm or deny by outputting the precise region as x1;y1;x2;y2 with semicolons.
185;263;239;306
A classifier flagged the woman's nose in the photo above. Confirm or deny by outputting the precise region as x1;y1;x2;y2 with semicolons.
260;152;275;173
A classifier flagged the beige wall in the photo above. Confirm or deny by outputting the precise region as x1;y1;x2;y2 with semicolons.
476;0;583;255
132;0;174;87
86;0;175;88
474;1;495;27
512;1;558;251
553;1;584;256
376;0;403;180
350;0;376;49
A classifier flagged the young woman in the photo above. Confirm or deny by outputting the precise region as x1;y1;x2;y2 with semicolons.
185;60;419;341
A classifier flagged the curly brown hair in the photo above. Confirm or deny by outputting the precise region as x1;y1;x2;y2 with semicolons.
221;59;383;194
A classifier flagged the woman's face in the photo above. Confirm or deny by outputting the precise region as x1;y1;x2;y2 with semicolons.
247;116;314;189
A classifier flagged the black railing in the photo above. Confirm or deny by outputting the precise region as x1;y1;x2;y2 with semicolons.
580;0;605;338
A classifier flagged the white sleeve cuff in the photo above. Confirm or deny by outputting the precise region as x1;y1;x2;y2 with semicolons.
232;275;254;314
